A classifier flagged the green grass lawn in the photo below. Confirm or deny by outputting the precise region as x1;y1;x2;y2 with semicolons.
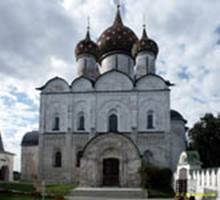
0;193;52;200
0;182;35;192
46;184;75;196
0;182;75;199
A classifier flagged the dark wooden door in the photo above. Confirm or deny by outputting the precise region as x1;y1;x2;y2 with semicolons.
0;166;9;181
103;158;119;186
176;179;187;193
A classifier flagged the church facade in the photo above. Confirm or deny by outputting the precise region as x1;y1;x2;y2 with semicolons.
21;6;187;187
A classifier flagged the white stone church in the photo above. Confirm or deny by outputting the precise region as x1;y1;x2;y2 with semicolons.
21;6;187;187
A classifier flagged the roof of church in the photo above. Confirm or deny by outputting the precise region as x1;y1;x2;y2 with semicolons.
97;5;138;61
170;110;187;123
0;132;15;155
21;131;39;146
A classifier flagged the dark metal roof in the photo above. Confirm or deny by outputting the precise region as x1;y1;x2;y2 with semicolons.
36;76;70;91
97;6;138;62
132;27;159;57
75;29;98;60
21;131;39;146
170;110;187;123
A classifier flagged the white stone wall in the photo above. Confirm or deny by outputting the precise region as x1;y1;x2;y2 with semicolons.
137;91;170;133
175;166;220;200
171;120;186;170
40;94;69;133
175;152;220;200
136;134;170;167
189;168;220;198
21;146;38;181
39;72;170;135
38;71;186;183
39;134;68;183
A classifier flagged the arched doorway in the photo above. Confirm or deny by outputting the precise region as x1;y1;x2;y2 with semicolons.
0;166;9;181
103;158;119;186
80;133;141;187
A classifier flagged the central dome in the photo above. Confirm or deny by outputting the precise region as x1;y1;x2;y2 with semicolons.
97;6;138;62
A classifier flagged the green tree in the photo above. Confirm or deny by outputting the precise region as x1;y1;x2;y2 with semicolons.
188;113;220;168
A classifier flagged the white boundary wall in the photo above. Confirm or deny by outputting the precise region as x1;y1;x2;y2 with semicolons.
174;151;220;200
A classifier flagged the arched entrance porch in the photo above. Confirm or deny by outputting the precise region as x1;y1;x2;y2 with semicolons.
79;133;141;187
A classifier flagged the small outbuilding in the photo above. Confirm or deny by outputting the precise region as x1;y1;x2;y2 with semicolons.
21;131;39;181
0;132;14;181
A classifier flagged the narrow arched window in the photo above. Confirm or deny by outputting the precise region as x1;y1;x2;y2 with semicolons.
115;55;118;69
53;113;60;131
147;111;154;129
54;151;62;167
77;113;85;131
108;114;118;132
76;150;83;167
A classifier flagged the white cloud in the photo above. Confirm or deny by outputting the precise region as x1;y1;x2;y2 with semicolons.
0;0;220;171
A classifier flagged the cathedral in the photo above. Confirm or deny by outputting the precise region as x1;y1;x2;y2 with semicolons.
21;5;187;187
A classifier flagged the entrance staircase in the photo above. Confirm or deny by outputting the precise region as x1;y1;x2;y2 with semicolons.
66;187;148;200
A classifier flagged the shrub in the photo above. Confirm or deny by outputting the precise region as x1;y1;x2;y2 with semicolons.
140;165;174;194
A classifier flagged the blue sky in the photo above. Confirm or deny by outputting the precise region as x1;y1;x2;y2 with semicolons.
0;0;220;171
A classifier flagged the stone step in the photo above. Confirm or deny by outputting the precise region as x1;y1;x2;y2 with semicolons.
67;187;147;199
66;198;148;200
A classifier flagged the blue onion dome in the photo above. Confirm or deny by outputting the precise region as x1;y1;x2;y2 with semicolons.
21;131;39;146
97;6;138;62
132;26;159;57
75;29;98;60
